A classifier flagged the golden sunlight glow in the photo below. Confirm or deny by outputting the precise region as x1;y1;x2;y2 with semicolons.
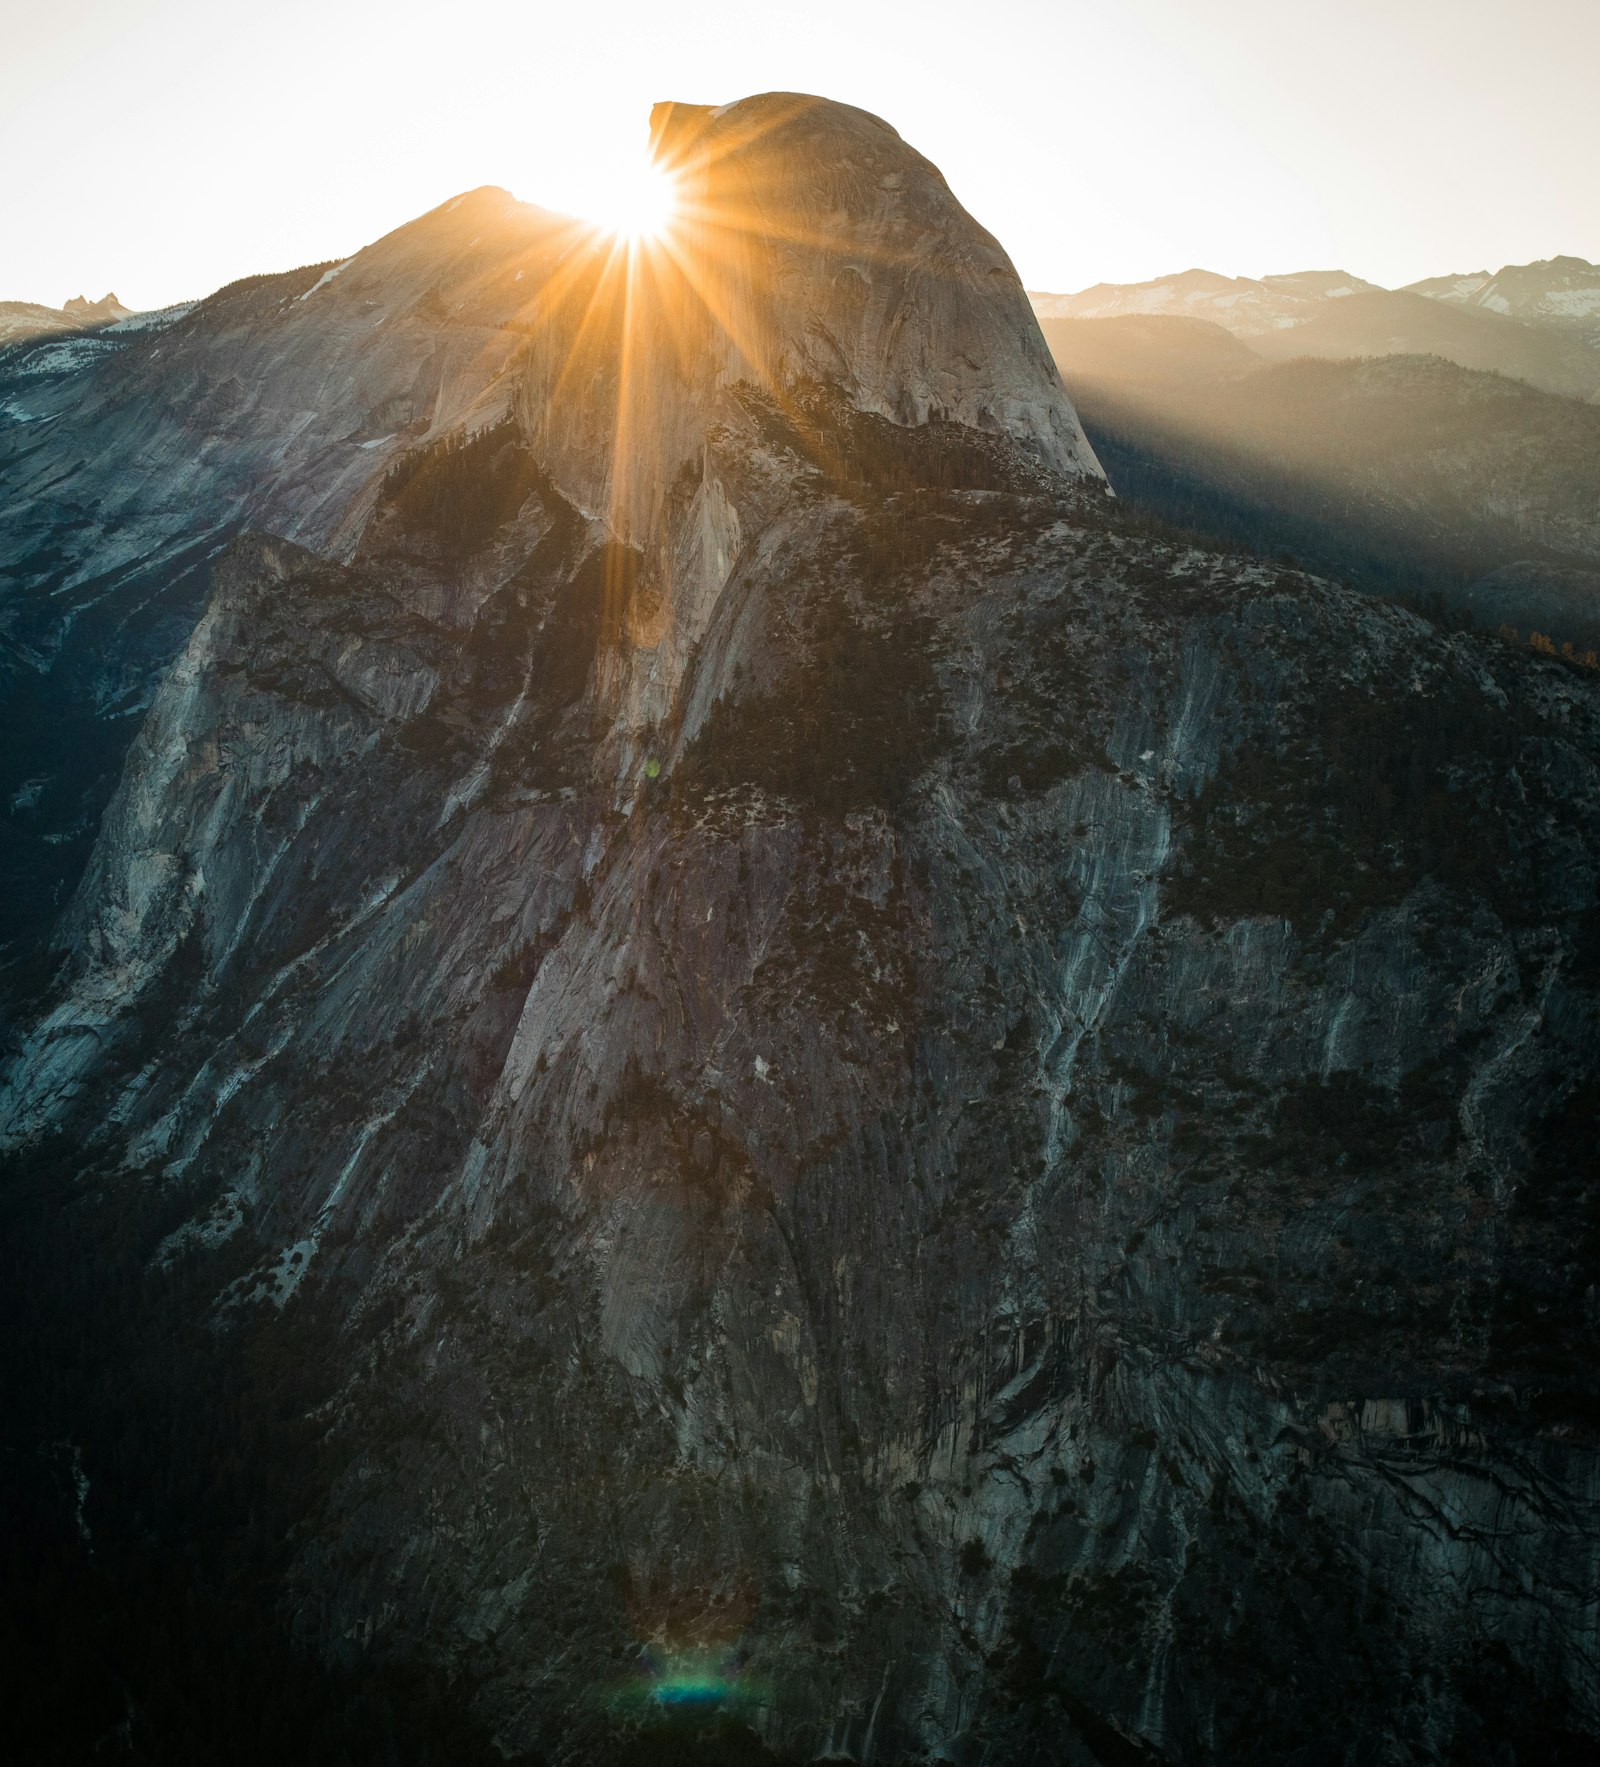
584;158;679;243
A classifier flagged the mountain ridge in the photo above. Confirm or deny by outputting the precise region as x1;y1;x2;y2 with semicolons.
1039;311;1600;653
0;290;133;347
1031;255;1600;402
3;93;1600;1766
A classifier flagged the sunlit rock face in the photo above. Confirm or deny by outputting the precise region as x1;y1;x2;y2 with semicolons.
0;98;1095;991
511;91;1102;756
647;92;1093;470
515;93;1101;537
5;95;1600;1767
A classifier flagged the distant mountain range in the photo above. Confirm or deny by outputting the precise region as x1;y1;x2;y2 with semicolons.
1405;255;1600;342
1041;308;1600;649
0;292;132;347
1031;256;1600;401
1031;267;1383;333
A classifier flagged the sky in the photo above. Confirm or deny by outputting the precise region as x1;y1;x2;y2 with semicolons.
4;0;1597;312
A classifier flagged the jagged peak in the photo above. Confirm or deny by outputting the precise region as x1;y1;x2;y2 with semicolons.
62;292;129;319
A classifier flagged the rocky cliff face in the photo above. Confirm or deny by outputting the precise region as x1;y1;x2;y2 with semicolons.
0;186;572;991
4;94;1600;1766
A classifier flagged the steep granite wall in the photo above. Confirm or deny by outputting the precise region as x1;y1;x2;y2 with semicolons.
3;95;1598;1766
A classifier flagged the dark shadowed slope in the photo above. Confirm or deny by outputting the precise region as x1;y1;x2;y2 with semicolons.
1044;314;1600;648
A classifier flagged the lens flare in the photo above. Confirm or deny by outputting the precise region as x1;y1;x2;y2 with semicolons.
601;1645;766;1724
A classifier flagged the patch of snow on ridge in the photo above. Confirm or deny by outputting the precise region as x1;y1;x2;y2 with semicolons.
1436;275;1490;302
107;303;193;334
14;338;115;377
298;260;351;301
1544;289;1600;318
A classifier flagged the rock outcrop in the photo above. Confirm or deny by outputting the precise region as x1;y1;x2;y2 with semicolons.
0;188;575;986
0;290;131;347
3;94;1599;1766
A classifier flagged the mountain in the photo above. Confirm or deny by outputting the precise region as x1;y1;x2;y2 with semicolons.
5;94;1600;1766
1243;286;1600;401
1456;560;1600;652
1406;255;1600;346
1033;272;1600;403
1029;266;1380;332
0;189;577;990
0;115;1096;1001
1405;270;1492;304
1040;311;1262;384
0;290;133;346
1042;314;1600;640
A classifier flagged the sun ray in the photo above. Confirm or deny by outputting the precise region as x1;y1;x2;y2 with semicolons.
503;92;983;572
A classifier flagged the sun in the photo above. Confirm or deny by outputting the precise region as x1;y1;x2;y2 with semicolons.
587;158;679;244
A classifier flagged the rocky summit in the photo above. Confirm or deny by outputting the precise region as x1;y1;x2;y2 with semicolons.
3;94;1599;1765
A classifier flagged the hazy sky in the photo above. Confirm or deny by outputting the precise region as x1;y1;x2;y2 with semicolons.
5;0;1597;311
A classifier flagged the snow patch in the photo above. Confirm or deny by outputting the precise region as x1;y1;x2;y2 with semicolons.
1427;275;1490;304
298;259;351;301
1543;288;1600;318
14;337;115;377
106;302;194;334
